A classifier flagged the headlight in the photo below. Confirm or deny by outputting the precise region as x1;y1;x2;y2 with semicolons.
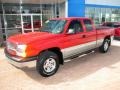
16;44;27;57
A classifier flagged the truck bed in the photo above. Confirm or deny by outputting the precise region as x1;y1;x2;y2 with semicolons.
96;25;113;30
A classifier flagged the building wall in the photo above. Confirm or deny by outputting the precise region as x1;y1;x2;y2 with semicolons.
85;0;120;6
59;2;65;17
85;0;120;24
67;0;85;17
67;0;120;17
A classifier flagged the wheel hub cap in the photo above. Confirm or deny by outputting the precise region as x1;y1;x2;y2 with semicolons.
43;58;56;73
104;42;109;51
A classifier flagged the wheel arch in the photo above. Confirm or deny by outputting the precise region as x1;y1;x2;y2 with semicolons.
39;47;64;65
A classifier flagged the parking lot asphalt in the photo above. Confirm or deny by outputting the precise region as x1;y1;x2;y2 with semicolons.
0;40;120;90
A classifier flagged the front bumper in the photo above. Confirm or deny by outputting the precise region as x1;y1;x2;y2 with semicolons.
114;36;120;40
4;48;38;68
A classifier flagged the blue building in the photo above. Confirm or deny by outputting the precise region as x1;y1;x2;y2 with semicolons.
67;0;120;24
0;0;120;39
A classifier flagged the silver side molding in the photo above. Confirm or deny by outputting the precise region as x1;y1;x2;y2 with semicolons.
61;39;104;59
111;36;114;44
96;39;104;47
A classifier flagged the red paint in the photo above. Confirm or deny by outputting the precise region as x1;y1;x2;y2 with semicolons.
115;28;120;37
102;22;120;38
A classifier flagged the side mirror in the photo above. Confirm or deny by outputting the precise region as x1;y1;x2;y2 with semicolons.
67;29;75;34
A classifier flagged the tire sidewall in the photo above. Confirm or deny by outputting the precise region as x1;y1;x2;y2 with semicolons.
36;51;59;77
103;39;110;52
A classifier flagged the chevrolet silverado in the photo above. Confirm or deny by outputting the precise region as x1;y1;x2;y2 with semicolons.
5;17;114;77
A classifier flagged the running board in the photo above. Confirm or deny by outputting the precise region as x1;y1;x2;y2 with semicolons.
64;50;95;63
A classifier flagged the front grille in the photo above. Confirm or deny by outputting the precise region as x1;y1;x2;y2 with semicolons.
7;41;16;51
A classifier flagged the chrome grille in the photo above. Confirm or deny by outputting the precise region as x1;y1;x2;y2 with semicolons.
7;41;16;51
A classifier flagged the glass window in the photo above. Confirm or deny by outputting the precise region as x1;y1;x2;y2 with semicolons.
5;15;21;28
85;7;95;20
105;8;112;22
94;8;101;24
103;23;113;27
21;4;41;14
85;7;120;24
111;8;120;22
0;4;3;14
68;20;84;33
83;19;93;31
3;4;20;14
41;20;66;34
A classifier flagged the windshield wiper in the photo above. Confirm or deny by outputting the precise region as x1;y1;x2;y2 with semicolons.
41;30;51;33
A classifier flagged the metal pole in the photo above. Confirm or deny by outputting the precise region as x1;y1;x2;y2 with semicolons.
20;0;24;34
40;0;43;26
31;14;34;32
2;3;8;39
55;3;57;18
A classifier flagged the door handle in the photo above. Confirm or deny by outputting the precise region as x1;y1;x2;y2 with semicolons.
81;35;86;38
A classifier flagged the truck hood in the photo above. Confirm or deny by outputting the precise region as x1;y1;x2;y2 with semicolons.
8;32;57;44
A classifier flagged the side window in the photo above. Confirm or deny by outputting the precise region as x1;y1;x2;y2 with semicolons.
83;19;93;32
106;23;113;27
67;20;83;34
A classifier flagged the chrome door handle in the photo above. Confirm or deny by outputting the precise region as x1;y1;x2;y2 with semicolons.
82;35;86;38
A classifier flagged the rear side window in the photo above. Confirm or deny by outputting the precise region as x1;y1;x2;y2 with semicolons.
83;19;93;31
105;23;113;27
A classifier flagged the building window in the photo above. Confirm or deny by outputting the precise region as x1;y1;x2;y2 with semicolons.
85;7;120;25
0;1;65;40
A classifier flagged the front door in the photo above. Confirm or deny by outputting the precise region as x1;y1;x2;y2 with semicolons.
62;19;87;59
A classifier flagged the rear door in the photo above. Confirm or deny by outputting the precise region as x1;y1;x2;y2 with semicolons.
82;19;97;51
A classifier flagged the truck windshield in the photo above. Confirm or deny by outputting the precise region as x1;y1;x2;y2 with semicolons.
41;20;66;34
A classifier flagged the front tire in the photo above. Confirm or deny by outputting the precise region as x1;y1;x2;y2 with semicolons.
99;39;111;53
36;51;59;77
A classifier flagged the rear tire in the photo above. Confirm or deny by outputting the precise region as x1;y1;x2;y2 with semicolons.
99;39;110;53
36;51;59;77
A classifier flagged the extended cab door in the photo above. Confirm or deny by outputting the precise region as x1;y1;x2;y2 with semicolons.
82;19;97;50
62;19;88;59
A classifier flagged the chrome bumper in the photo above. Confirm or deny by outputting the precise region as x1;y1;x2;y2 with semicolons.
6;58;36;68
114;36;120;40
4;48;37;68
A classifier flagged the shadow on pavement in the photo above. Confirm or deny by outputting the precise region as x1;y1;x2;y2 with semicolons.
21;45;120;85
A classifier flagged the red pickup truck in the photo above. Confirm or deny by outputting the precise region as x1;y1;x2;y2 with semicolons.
5;17;114;77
